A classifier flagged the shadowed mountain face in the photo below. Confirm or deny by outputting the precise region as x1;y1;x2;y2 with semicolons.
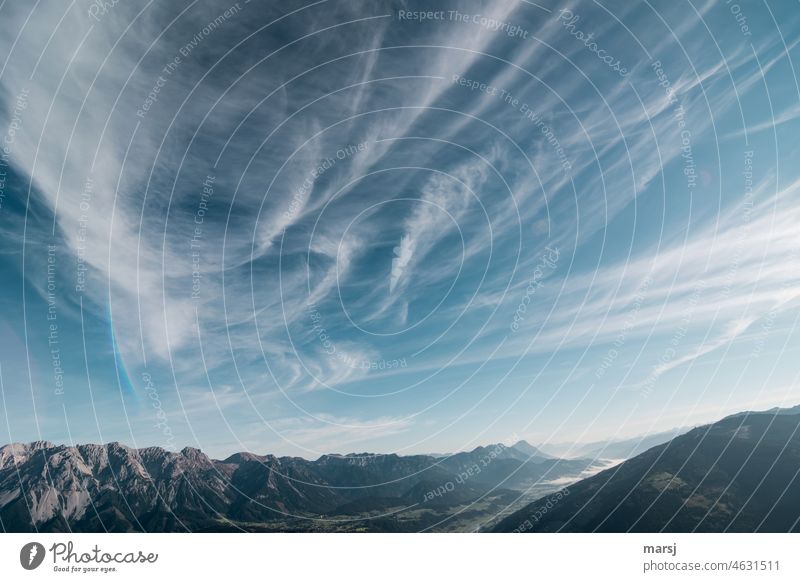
493;411;800;533
0;440;595;532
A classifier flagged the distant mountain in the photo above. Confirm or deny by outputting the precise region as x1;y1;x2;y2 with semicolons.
0;440;598;532
539;427;689;460
493;408;800;532
427;440;552;461
576;428;690;461
510;440;554;461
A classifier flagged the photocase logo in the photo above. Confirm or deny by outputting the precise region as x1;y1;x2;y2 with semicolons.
20;542;46;570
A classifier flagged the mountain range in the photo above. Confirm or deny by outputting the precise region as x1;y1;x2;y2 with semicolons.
5;406;799;532
493;407;800;532
0;439;594;532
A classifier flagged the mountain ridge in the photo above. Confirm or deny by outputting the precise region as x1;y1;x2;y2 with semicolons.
493;407;800;532
0;438;598;532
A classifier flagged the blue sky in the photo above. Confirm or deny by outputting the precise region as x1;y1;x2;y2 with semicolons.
0;0;799;458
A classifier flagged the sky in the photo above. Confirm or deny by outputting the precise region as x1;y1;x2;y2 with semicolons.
0;0;799;459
